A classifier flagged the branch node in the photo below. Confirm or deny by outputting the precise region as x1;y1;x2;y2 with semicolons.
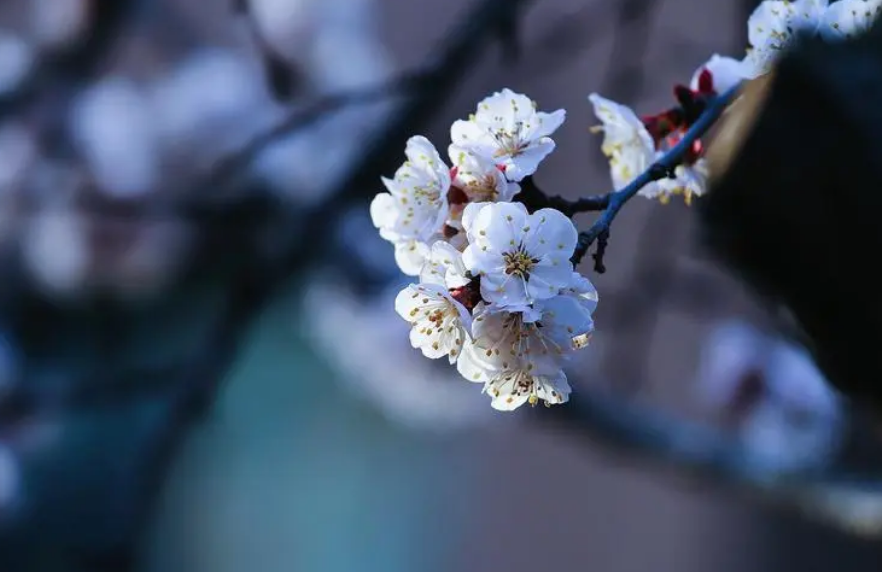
592;229;610;273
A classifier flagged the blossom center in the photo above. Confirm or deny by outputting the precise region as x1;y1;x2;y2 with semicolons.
413;183;442;203
427;308;445;324
503;249;539;279
490;123;527;157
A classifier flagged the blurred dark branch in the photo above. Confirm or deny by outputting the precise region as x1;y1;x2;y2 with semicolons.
570;82;742;272
547;391;882;538
197;69;428;194
0;0;139;123
121;0;542;561
234;0;303;101
0;0;544;564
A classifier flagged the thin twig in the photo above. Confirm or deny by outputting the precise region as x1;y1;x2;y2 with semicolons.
572;82;744;271
197;70;429;193
517;176;610;215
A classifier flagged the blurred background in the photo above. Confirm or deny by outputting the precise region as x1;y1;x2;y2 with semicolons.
0;0;879;571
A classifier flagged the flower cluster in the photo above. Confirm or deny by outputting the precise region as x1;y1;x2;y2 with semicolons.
371;89;598;411
742;0;882;78
587;55;741;204
371;2;882;411
586;0;882;206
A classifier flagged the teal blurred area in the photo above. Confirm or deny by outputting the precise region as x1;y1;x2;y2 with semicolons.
141;288;478;572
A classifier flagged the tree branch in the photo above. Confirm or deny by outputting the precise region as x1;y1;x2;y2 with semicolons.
570;82;743;272
545;390;882;539
517;176;610;216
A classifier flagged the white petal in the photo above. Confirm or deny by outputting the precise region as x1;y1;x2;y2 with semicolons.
466;201;529;255
502;139;556;182
404;135;451;188
747;1;793;48
690;54;748;93
529;109;566;140
394;239;430;276
525;261;573;301
450;118;498;160
420;240;470;288
461;201;492;234
480;271;529;308
523;208;577;258
791;0;829;30
463;304;522;373
565;271;599;315
474;88;535;128
485;368;570;410
588;93;656;189
369;192;402;241
819;0;882;41
457;339;495;383
395;283;441;323
533;370;571;406
534;294;595;351
487;375;532;410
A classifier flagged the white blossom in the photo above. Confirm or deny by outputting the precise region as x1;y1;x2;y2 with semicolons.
461;202;577;311
589;94;709;202
587;93;659;197
451;88;565;182
695;319;844;473
819;0;882;41
456;295;594;409
484;369;572;411
370;136;451;275
448;145;520;204
419;240;470;289
395;282;471;364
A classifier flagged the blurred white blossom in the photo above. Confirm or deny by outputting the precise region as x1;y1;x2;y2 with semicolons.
0;31;34;96
30;0;91;51
0;124;36;190
23;209;90;297
150;49;276;158
695;319;845;473
587;93;657;194
820;0;882;41
740;0;881;77
303;277;490;431
246;0;397;204
71;77;160;198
